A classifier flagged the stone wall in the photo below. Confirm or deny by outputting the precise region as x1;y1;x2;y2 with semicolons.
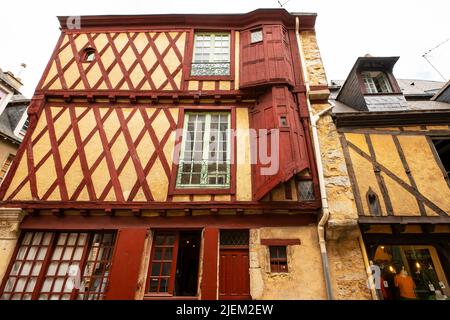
0;209;24;284
249;226;327;299
300;31;328;86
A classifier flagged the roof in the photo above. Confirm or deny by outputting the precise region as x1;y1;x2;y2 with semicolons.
330;78;446;97
432;79;450;102
58;8;317;30
0;100;29;144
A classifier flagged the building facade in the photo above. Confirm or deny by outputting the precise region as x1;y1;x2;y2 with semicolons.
330;56;450;300
0;9;372;300
0;67;29;284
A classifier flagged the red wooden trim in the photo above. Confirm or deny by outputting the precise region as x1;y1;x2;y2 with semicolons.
0;96;44;200
20;214;316;230
67;34;91;90
105;33;135;90
86;33;113;90
44;108;69;201
26;142;38;200
200;228;218;300
116;108;154;201
36;33;65;90
105;228;147;300
260;239;301;246
92;107;125;201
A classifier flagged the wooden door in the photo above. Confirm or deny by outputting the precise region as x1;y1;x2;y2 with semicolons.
219;248;250;300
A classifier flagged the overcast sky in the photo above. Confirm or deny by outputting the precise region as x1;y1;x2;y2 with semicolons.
1;0;448;97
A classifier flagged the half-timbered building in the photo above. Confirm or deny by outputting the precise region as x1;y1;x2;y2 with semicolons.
0;9;353;300
331;55;450;300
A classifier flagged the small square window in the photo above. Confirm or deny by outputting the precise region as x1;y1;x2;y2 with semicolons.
280;116;288;127
298;180;315;201
269;246;288;273
250;29;263;44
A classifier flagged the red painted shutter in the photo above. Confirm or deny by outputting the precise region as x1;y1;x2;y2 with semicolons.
240;25;294;88
251;86;310;200
200;228;219;300
105;228;147;300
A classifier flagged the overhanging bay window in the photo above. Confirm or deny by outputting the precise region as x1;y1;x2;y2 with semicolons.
191;33;230;76
0;231;115;300
176;112;231;188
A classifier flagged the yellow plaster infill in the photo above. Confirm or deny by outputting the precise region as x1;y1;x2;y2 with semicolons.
399;135;450;213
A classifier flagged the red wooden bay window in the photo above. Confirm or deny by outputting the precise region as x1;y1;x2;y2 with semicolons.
0;231;116;300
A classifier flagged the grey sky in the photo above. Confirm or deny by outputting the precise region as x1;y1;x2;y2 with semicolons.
1;0;448;97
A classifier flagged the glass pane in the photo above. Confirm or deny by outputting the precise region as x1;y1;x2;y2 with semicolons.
57;233;68;245
62;247;74;260
154;247;163;260
151;263;161;276
149;279;158;292
25;277;37;292
161;263;171;276
20;262;32;275
159;278;169;293
32;262;42;276
163;248;173;260
67;234;77;246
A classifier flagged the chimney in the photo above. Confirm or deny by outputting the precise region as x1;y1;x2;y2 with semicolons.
2;65;24;92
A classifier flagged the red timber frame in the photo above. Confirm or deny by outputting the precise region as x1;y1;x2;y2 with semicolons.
0;9;323;301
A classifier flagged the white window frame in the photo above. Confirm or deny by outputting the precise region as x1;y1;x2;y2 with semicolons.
0;84;14;116
192;33;230;64
362;71;392;94
176;112;231;188
14;108;28;140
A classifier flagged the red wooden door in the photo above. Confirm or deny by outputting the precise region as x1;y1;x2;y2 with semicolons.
219;248;251;300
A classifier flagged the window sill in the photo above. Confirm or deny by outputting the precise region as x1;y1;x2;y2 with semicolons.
170;187;234;195
185;74;234;82
363;92;402;96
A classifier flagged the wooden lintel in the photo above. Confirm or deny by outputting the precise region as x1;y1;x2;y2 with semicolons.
51;209;62;217
214;95;221;104
132;209;141;217
63;95;72;103
80;209;89;217
210;208;219;215
158;210;167;217
151;95;158;104
236;208;245;215
105;208;114;216
108;95;116;103
172;94;179;104
87;94;95;103
184;208;192;216
129;95;137;103
193;94;200;104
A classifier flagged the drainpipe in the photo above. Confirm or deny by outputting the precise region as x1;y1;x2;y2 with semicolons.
295;16;334;300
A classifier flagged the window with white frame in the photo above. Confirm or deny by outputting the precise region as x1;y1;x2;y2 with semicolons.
362;71;392;94
191;33;231;76
176;112;231;188
14;111;29;140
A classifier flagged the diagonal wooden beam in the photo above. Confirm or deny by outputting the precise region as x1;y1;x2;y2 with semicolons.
347;140;447;217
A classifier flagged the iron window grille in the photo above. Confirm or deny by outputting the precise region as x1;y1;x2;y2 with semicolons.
176;112;231;188
269;246;288;273
0;231;116;300
191;33;230;76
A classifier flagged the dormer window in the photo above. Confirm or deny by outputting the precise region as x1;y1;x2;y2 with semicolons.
362;71;392;94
